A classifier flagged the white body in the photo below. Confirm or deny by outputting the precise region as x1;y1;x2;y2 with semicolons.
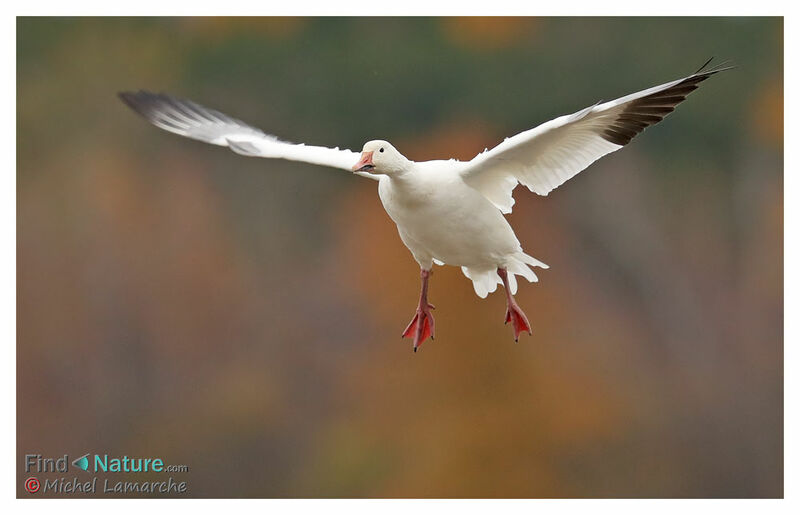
377;160;545;297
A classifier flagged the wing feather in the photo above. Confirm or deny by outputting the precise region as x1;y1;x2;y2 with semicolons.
461;60;733;212
119;91;378;180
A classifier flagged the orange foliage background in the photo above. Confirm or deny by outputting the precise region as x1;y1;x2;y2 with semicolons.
17;17;782;497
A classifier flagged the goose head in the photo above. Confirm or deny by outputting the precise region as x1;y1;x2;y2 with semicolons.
352;140;410;176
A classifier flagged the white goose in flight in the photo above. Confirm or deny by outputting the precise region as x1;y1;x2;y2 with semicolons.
120;59;731;351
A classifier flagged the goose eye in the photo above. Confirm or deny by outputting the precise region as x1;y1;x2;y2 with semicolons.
380;147;385;153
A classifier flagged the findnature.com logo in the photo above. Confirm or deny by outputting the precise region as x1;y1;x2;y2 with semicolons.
23;453;189;495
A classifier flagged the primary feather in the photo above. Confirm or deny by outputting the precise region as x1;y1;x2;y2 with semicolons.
118;90;378;178
460;59;734;213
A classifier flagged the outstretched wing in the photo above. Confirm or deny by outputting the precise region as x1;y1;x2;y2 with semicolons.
460;59;734;213
119;91;378;180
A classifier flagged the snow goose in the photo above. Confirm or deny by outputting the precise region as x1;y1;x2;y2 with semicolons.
119;58;732;351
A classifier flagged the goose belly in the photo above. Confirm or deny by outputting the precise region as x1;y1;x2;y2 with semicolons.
379;178;519;267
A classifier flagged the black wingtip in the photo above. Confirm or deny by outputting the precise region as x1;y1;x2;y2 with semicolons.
695;57;715;74
117;90;135;108
117;90;159;118
694;57;737;77
118;90;144;104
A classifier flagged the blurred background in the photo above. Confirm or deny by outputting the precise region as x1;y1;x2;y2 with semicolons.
17;17;782;498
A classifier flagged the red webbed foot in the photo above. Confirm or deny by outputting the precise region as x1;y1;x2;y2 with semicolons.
504;302;531;342
402;268;436;352
402;303;435;352
497;267;532;342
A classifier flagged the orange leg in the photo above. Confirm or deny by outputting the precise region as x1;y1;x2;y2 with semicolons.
498;267;531;342
402;268;436;352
